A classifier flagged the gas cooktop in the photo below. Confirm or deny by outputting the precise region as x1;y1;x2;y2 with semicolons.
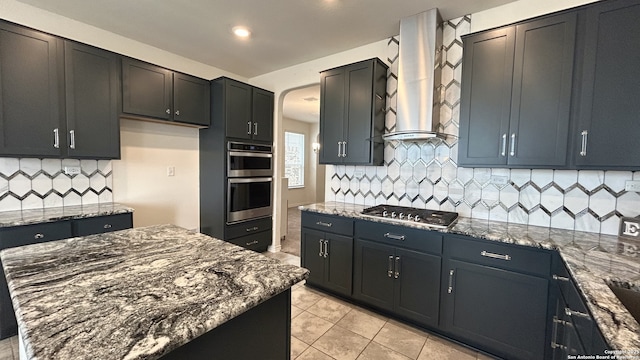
361;205;459;229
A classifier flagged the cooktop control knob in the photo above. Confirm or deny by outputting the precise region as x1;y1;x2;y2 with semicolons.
414;215;421;222
391;211;397;218
382;210;388;217
407;214;413;221
399;213;405;219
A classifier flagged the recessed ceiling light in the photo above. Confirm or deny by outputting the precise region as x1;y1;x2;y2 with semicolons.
232;26;251;38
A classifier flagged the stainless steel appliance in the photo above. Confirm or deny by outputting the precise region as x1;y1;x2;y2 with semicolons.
226;141;273;224
227;141;273;177
361;205;458;228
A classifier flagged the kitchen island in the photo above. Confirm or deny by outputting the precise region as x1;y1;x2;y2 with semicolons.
0;224;308;360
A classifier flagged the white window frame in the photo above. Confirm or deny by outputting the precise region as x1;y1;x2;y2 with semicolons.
284;131;305;189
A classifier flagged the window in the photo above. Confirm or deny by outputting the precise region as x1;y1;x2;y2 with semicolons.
285;132;305;188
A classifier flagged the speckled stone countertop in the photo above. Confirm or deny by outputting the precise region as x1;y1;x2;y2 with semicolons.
0;203;134;228
300;201;640;351
0;224;309;360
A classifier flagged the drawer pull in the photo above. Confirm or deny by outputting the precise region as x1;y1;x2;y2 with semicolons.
246;240;259;246
384;232;405;241
34;233;45;239
552;274;570;282
245;226;259;232
316;221;332;228
388;256;394;278
103;224;112;229
481;250;511;261
565;307;590;319
447;269;454;294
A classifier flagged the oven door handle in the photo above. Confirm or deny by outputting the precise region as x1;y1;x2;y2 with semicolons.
228;151;273;158
228;177;273;184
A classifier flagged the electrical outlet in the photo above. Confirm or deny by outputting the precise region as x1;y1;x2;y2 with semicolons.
64;166;81;175
625;180;640;192
167;166;175;177
490;175;509;186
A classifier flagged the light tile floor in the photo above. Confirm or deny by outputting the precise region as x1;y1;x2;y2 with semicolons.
0;252;495;360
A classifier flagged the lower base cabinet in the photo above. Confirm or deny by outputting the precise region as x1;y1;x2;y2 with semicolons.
301;227;353;296
224;217;272;252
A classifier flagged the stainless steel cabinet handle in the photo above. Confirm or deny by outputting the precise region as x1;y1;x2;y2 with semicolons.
580;130;588;156
342;141;347;157
315;221;332;228
337;141;342;157
447;269;454;293
565;307;590;319
166;108;171;115
53;128;60;149
388;255;394;278
245;226;259;232
246;240;259;246
175;110;180;116
247;121;252;135
319;239;324;257
69;130;76;149
384;232;405;241
103;224;112;229
509;133;516;156
394;256;400;279
481;250;511;261
323;240;329;258
253;122;258;135
552;274;570;282
501;133;507;156
34;233;45;239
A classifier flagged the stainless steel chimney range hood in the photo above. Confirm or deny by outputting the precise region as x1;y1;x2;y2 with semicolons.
382;8;452;142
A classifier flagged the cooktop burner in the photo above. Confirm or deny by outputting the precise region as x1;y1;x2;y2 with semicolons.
361;205;458;229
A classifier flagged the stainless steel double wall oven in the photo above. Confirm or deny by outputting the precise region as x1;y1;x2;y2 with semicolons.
226;141;273;224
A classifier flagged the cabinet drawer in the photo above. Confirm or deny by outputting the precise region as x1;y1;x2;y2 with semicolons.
301;212;353;236
73;213;133;237
355;220;442;255
445;235;551;277
226;217;272;240
0;221;73;249
227;230;271;252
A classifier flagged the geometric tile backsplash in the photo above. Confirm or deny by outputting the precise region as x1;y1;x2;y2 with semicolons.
328;15;640;236
0;158;113;212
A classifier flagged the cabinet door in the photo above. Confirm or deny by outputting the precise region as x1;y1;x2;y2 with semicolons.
319;67;345;164
64;41;120;159
353;239;394;312
393;248;441;328
442;259;548;360
0;22;63;157
324;233;353;296
301;228;326;287
224;79;252;140
252;88;274;142
458;28;514;167
576;0;640;169
508;13;576;167
173;73;210;126
122;58;172;120
343;61;374;164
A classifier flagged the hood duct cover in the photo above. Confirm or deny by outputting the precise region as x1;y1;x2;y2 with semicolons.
383;9;448;141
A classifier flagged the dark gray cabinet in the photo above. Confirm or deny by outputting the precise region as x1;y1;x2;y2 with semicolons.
459;12;577;168
225;216;272;252
574;0;640;169
441;235;550;360
122;58;210;126
353;220;442;328
301;212;353;296
216;78;273;142
64;41;120;159
319;58;386;165
0;21;64;157
0;212;132;339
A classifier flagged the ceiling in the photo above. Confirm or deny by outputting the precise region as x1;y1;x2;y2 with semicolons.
283;85;321;123
18;0;516;78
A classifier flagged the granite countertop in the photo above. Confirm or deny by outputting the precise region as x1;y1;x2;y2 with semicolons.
0;224;309;360
0;203;134;228
300;201;640;351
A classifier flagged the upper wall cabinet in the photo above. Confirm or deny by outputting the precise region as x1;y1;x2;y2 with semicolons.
213;77;273;142
319;58;387;165
574;0;640;169
459;12;577;168
0;21;121;159
0;22;64;157
122;58;210;127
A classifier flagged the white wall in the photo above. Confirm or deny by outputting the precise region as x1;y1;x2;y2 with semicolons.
282;117;316;208
471;0;601;32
